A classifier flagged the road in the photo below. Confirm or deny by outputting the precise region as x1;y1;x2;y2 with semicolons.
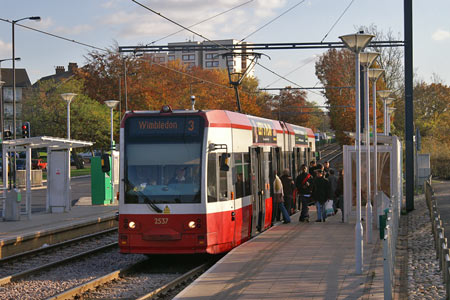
22;175;91;213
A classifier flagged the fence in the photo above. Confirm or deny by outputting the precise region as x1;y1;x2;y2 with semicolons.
383;193;400;300
425;176;450;300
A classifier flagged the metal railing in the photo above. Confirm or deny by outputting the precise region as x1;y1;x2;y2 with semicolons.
425;175;450;299
383;193;400;300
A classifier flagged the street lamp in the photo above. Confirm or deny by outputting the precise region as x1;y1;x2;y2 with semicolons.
104;100;119;205
104;100;119;150
382;97;395;135
0;57;21;141
387;107;396;135
360;52;379;245
368;69;385;228
12;16;40;139
339;32;374;275
60;93;77;139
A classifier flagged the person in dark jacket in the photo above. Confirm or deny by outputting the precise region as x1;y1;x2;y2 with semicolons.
312;169;331;222
323;161;331;178
280;169;295;215
295;164;313;222
309;160;317;177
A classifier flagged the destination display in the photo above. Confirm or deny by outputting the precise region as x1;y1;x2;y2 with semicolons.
127;116;202;137
249;117;277;144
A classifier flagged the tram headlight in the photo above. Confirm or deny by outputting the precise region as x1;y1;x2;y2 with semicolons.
128;221;136;229
188;221;196;229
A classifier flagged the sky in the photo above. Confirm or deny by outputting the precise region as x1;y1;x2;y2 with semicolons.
0;0;449;107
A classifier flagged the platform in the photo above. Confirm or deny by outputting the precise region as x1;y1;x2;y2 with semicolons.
0;176;118;259
175;210;384;300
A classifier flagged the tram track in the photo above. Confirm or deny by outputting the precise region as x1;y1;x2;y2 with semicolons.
47;261;210;300
0;228;118;286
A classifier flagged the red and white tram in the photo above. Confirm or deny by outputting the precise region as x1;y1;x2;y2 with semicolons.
118;106;315;255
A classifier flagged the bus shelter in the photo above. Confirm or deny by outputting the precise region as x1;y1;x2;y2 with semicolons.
2;136;93;220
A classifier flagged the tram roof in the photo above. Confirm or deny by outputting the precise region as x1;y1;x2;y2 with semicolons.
121;109;315;138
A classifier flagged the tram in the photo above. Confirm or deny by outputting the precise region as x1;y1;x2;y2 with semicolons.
118;106;315;255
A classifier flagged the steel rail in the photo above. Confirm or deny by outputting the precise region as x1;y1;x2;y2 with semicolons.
45;262;209;300
0;227;117;265
45;262;140;300
136;263;210;300
0;242;118;286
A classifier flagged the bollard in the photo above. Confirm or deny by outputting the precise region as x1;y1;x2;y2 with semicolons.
442;247;449;283
446;256;450;300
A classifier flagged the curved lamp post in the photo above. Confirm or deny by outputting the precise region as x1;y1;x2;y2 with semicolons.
12;16;40;139
360;52;379;245
339;32;374;274
368;69;385;228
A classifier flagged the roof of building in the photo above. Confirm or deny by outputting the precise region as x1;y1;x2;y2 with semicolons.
0;69;31;87
32;63;78;87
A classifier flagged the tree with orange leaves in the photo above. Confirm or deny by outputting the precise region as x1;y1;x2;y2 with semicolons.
315;48;387;145
77;49;265;116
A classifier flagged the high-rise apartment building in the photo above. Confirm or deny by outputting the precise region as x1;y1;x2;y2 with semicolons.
144;39;255;77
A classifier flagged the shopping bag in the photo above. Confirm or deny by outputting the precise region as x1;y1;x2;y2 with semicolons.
325;200;334;216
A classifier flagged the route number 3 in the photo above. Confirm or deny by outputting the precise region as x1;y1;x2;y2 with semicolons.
187;120;195;131
154;218;168;225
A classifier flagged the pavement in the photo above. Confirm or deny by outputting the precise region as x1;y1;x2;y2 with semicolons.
175;209;385;300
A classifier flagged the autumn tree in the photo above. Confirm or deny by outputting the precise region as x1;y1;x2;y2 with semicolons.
268;88;310;125
77;50;264;116
315;49;356;144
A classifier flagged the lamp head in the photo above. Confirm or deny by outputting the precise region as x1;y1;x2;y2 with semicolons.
104;100;120;109
29;16;41;21
360;52;380;67
385;98;395;105
60;93;77;104
339;32;374;53
377;90;391;99
368;68;385;81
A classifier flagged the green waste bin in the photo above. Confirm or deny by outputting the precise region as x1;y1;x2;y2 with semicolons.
91;156;113;205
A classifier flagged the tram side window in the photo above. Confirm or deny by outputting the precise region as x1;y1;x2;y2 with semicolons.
243;153;251;197
219;155;228;201
234;153;244;199
207;153;218;202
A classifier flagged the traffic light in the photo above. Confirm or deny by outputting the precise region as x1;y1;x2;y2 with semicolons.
22;122;30;138
3;130;12;140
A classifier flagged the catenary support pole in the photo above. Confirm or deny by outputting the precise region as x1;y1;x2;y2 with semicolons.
404;0;414;211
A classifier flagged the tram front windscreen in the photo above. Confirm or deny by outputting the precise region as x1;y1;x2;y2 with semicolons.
124;115;204;204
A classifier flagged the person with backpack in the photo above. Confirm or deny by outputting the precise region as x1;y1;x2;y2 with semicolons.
296;164;313;222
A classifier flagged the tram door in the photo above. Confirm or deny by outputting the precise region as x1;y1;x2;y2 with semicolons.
250;147;264;233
